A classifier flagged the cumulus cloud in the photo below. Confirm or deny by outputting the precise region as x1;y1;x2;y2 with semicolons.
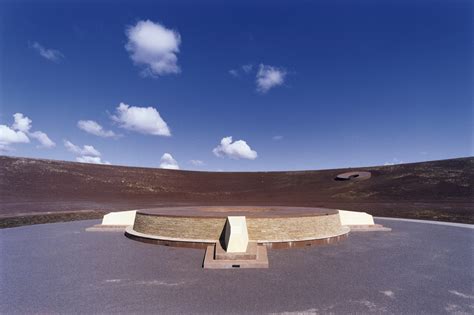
76;155;110;165
64;140;101;157
30;42;64;63
213;136;257;160
384;158;404;166
78;120;117;138
64;140;109;164
29;131;55;148
189;159;204;166
125;20;181;77
0;125;30;147
111;102;171;136
256;64;286;93
12;113;32;132
0;143;13;153
159;153;180;169
0;113;55;150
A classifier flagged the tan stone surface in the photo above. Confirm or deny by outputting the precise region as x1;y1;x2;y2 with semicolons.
133;210;347;243
247;215;343;242
134;215;226;240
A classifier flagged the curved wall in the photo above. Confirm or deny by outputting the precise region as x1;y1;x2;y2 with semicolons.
131;209;349;247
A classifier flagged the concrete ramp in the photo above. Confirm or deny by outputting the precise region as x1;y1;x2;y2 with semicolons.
338;210;375;226
102;210;137;226
338;210;391;231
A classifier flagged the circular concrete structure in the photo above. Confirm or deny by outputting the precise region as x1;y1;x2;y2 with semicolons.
335;171;371;181
125;206;350;249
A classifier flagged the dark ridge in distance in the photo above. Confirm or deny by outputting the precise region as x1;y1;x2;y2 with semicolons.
0;155;472;228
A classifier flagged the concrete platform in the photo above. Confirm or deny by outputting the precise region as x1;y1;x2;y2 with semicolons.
1;218;472;314
203;243;269;269
215;241;258;260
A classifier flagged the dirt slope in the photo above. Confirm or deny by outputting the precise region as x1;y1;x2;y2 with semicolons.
0;156;472;224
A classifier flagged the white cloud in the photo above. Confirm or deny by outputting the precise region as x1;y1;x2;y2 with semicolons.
159;153;179;169
29;131;55;148
76;155;110;165
80;145;100;156
12;113;55;148
0;113;55;150
12;113;32;132
111;102;171;136
64;140;108;164
272;135;283;141
242;64;253;73
64;140;101;156
256;64;286;93
229;69;239;77
213;136;257;160
229;64;254;77
384;158;404;166
125;20;181;77
0;125;30;148
189;159;204;166
30;42;64;63
78;120;117;138
0;143;13;153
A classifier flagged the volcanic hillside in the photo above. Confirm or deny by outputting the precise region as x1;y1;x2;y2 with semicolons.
0;156;472;224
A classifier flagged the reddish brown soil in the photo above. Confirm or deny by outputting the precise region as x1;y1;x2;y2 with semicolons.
0;155;472;227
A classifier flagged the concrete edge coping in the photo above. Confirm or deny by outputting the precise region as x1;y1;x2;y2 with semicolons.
125;225;351;244
375;217;474;229
348;225;392;232
125;226;216;243
85;225;128;232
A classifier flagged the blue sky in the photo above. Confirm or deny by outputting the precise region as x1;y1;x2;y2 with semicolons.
0;0;472;171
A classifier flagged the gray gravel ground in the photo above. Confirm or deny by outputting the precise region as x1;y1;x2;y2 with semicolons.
1;218;473;314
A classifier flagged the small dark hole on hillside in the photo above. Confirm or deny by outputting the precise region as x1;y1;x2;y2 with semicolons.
335;173;361;181
232;265;240;268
